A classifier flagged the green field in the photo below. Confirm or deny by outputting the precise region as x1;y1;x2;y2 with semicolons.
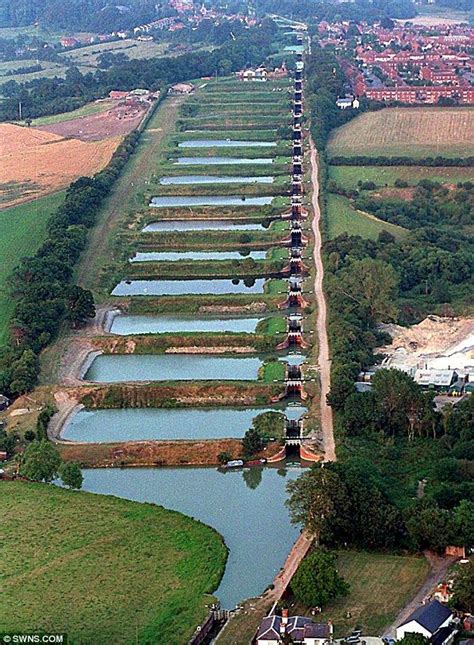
329;165;474;190
293;550;429;636
325;193;407;241
327;108;474;159
1;481;227;644
0;59;68;84
29;100;113;126
59;38;172;71
0;192;65;345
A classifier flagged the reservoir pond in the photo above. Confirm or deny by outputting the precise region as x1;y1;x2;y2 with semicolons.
80;466;302;608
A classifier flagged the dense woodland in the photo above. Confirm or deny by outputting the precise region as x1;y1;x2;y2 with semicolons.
304;46;474;554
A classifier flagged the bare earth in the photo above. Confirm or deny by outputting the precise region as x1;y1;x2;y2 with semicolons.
310;136;336;462
35;102;149;142
378;315;474;371
0;124;120;208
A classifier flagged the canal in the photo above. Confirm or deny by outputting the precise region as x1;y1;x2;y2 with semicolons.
80;466;303;608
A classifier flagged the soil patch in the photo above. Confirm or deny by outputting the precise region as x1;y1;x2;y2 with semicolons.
35;102;148;142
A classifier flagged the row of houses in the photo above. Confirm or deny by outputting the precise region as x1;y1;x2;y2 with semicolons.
255;600;462;645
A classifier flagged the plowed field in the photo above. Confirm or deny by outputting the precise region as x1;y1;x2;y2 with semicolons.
328;107;474;158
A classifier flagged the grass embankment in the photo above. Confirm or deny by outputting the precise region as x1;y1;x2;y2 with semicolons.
157;161;290;177
329;165;474;190
92;332;276;354
124;258;285;279
1;481;227;645
80;382;282;409
327;107;474;159
76;96;185;295
0;191;65;345
150;177;289;197
291;550;429;637
121;293;282;316
325;194;406;241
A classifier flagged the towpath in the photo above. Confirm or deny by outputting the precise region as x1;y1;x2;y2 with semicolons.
309;136;336;462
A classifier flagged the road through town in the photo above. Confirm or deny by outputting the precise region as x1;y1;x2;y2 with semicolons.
309;136;336;462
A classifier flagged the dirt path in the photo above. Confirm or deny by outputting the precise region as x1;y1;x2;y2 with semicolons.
309;136;336;462
76;96;184;292
383;552;458;638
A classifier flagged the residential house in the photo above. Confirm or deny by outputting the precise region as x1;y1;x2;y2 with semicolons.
256;610;333;645
396;600;454;641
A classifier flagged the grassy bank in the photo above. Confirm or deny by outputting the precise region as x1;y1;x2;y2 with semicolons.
1;481;227;645
325;194;406;241
0;191;65;345
291;550;429;637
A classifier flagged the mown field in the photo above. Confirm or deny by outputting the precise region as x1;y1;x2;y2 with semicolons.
325;193;406;241
0;58;68;83
292;550;429;636
29;99;114;126
329;165;474;190
327;107;474;158
0;191;65;345
59;38;170;71
1;481;227;645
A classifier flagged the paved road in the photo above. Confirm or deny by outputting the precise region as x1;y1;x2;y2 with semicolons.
309;136;336;462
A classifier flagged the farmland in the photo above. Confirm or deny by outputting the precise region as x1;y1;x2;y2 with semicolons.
328;165;474;190
0;59;68;84
0;124;120;207
0;191;65;345
327;107;474;158
325;194;406;241
1;481;227;645
292;550;430;636
58;38;187;72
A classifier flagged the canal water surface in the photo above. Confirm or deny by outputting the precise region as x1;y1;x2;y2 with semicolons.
174;157;275;165
80;466;303;608
178;140;276;148
142;220;266;232
110;315;263;335
111;278;266;296
85;354;263;382
63;405;308;442
159;175;274;185
130;250;267;262
150;196;273;207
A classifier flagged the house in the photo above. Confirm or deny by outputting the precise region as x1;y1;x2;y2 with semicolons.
0;451;8;461
168;82;194;95
60;37;79;48
109;90;129;101
0;394;10;411
414;369;457;391
396;600;454;641
256;610;333;645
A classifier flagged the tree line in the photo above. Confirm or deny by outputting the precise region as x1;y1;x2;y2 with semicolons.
0;22;279;121
0;130;143;398
297;37;474;556
329;155;474;167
